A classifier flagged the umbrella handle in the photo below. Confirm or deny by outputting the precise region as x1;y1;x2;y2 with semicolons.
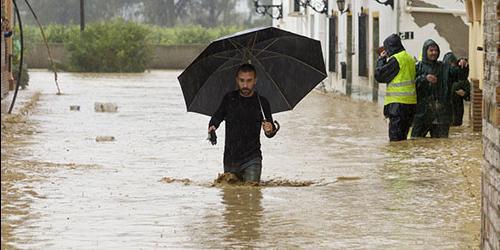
263;120;280;135
273;120;280;133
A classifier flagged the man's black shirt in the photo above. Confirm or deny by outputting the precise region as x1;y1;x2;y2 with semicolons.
209;90;275;166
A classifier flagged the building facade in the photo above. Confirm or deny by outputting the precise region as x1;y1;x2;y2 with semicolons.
465;0;485;132
272;0;469;103
471;0;500;249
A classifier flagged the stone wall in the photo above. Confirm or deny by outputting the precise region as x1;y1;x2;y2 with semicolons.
481;1;500;249
25;43;206;70
149;45;205;69
24;43;68;69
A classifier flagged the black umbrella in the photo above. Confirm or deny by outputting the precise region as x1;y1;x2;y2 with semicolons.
177;27;327;116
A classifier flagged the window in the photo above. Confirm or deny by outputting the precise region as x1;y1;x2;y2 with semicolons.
329;16;338;72
293;0;300;12
358;13;368;77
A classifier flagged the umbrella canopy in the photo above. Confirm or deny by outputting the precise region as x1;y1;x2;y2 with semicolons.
178;27;327;116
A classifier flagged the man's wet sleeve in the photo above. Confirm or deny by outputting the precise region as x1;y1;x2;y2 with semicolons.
449;60;469;81
415;62;428;90
374;57;400;83
209;96;227;128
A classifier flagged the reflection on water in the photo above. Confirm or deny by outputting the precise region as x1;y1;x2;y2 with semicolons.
1;70;481;249
221;187;263;246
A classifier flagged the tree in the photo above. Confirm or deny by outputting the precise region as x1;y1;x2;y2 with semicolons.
142;0;176;26
17;0;269;28
183;0;237;27
18;0;137;25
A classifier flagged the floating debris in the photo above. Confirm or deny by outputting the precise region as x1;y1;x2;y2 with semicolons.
336;176;362;181
95;136;115;142
70;105;80;111
160;177;192;185
94;102;118;112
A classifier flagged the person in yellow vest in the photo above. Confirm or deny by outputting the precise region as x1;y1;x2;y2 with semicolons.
375;34;416;141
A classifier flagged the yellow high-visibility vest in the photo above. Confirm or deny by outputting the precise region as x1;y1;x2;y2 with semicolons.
384;51;417;105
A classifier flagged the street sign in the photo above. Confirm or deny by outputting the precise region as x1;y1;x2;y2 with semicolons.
399;31;414;40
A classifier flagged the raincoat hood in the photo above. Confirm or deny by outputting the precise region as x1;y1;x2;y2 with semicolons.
443;52;457;66
421;39;440;63
383;34;405;56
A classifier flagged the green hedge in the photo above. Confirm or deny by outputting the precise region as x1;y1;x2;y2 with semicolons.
45;24;79;43
26;23;245;45
65;19;152;72
148;25;242;45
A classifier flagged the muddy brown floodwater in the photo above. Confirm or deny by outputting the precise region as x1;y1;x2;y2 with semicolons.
1;70;481;249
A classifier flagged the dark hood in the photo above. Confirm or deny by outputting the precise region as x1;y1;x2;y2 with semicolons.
421;39;440;63
383;34;405;56
443;52;457;65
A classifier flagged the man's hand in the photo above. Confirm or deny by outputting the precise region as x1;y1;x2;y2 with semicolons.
380;50;387;58
262;121;273;135
426;74;438;84
456;89;466;97
208;125;216;132
208;125;217;145
458;59;468;68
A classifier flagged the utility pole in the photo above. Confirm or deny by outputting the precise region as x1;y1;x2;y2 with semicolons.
80;0;85;32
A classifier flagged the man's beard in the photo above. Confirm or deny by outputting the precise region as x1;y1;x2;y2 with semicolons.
240;88;252;96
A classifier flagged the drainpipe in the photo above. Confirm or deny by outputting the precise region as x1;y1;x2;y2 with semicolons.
396;0;400;34
80;0;85;32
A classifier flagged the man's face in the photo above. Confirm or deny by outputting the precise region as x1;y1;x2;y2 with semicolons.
236;71;256;97
426;45;439;61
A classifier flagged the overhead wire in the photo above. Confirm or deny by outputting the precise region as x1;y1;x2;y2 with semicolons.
23;0;61;95
7;0;24;114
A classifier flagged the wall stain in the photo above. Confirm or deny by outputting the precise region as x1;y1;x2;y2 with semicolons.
410;0;469;57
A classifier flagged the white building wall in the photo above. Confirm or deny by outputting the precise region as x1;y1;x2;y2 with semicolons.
272;0;468;102
398;0;468;58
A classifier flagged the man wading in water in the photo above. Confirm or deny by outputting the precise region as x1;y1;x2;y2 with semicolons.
208;64;278;183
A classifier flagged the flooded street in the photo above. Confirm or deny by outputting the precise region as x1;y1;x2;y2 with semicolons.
2;70;481;249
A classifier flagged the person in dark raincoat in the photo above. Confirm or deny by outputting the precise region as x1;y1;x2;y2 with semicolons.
375;34;417;141
443;52;470;126
411;40;468;138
